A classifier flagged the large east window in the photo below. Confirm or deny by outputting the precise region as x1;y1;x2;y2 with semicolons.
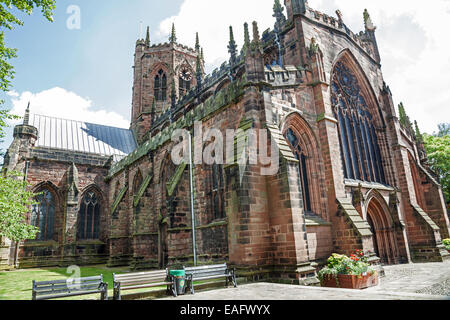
331;61;386;184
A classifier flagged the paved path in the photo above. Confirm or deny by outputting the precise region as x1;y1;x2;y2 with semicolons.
159;260;450;300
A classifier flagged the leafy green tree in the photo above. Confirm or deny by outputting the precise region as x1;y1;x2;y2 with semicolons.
423;123;450;206
0;170;38;241
0;1;55;241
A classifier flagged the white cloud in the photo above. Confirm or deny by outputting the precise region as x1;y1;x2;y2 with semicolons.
158;0;450;134
6;90;19;98
156;0;275;73
8;87;130;129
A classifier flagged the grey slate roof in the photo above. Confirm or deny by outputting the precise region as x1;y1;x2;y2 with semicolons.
29;114;137;157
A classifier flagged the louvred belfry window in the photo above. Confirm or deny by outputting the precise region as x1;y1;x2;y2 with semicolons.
331;61;386;184
77;191;100;240
31;189;55;241
154;69;167;102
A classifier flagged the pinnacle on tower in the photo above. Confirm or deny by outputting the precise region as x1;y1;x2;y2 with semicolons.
195;32;200;52
273;0;286;31
169;23;177;43
145;26;150;47
242;22;250;53
228;26;238;64
200;47;204;62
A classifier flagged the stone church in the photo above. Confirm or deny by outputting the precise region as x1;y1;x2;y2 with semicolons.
1;0;449;283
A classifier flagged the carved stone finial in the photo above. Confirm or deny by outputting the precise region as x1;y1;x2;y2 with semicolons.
336;9;343;22
364;9;376;31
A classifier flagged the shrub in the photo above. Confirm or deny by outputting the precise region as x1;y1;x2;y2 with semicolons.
318;250;376;281
443;239;450;250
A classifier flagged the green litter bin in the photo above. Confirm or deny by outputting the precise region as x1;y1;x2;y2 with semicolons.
170;270;186;295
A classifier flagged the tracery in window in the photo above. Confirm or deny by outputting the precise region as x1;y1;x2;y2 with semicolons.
154;69;167;102
31;189;55;241
285;128;312;213
331;61;385;184
77;191;101;240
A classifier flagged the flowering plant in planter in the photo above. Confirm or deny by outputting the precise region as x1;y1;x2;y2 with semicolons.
443;239;450;251
318;250;378;289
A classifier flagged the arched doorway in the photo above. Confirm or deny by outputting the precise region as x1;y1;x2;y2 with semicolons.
366;195;399;264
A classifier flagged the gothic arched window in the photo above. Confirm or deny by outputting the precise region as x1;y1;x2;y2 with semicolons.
331;61;386;184
284;128;312;213
154;69;167;102
31;189;55;241
209;164;225;221
133;171;143;214
77;191;101;240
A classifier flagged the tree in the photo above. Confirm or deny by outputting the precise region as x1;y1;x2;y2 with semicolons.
423;123;450;206
0;170;38;241
0;0;56;157
0;1;55;242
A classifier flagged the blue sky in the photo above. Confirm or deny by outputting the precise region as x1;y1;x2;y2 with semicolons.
1;0;449;157
2;0;183;115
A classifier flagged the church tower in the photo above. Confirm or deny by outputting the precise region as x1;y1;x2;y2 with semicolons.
130;25;205;144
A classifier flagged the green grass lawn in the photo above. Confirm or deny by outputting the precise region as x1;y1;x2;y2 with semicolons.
0;265;169;300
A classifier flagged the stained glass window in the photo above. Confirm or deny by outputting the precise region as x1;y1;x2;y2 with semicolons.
285;128;312;213
31;189;55;241
77;191;100;240
154;69;167;102
331;61;386;184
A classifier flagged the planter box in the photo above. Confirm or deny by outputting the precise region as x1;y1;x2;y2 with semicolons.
321;274;378;289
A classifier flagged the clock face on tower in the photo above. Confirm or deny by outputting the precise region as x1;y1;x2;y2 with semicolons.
180;67;193;82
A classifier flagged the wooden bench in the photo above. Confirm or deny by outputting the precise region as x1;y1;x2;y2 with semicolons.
184;263;237;294
32;275;108;300
113;269;177;300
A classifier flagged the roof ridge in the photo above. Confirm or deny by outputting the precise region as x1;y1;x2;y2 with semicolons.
29;113;131;131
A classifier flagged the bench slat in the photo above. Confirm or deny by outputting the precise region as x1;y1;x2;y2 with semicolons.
187;270;228;276
118;278;168;286
34;280;102;290
185;264;226;271
35;289;104;300
35;286;102;297
115;271;166;278
119;282;172;291
34;276;102;287
34;283;101;293
115;273;167;281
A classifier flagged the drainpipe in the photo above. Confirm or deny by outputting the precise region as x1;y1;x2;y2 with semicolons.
188;132;197;266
